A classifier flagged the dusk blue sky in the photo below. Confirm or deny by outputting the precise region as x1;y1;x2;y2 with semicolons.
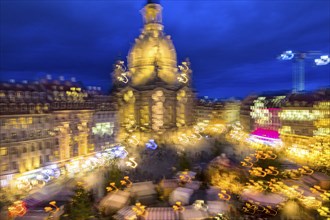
1;0;329;98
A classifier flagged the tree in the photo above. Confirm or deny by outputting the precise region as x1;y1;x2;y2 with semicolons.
64;182;93;220
0;188;21;211
177;152;191;171
105;163;124;189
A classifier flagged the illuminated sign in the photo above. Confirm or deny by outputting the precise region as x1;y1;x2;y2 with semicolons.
92;122;114;136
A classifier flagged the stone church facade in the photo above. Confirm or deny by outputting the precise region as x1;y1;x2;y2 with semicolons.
112;0;195;144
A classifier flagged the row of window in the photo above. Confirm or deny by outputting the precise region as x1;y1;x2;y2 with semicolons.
0;117;50;127
0;162;17;172
0;90;45;100
0;103;49;113
95;112;116;119
0;154;53;172
52;102;94;109
0;130;55;141
0;102;113;113
0;129;115;142
0;141;58;156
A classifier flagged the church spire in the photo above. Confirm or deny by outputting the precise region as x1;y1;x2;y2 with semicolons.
147;0;160;4
142;0;162;26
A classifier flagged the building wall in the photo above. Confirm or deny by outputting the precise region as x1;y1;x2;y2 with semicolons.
0;80;118;187
0;114;58;175
279;100;330;145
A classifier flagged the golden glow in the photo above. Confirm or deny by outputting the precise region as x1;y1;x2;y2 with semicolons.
126;157;138;168
132;202;146;216
218;190;231;201
177;61;191;84
44;201;60;216
106;182;119;192
8;201;27;217
65;87;87;102
176;90;187;127
92;122;114;136
152;90;165;132
279;110;321;121
127;3;178;86
0;147;7;156
172;201;185;212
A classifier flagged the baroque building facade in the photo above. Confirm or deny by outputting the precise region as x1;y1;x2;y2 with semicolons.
195;97;240;125
112;0;194;144
278;89;330;145
238;89;329;148
0;77;117;188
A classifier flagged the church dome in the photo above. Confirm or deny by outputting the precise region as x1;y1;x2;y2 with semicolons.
127;1;178;86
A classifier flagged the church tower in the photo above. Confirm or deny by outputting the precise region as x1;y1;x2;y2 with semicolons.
113;0;195;145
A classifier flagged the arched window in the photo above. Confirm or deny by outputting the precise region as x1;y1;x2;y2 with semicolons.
29;103;35;112
21;103;27;111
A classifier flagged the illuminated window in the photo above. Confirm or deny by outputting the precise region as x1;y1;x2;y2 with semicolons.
0;164;8;172
27;117;33;124
16;91;22;98
22;159;27;169
12;162;17;170
53;150;59;157
44;104;50;111
0;147;7;156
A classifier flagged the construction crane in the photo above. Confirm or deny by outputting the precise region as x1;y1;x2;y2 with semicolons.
278;50;329;93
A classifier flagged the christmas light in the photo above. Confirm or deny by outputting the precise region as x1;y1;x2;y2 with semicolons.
315;55;330;65
146;139;158;150
8;201;27;217
279;50;295;60
126;157;138;168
